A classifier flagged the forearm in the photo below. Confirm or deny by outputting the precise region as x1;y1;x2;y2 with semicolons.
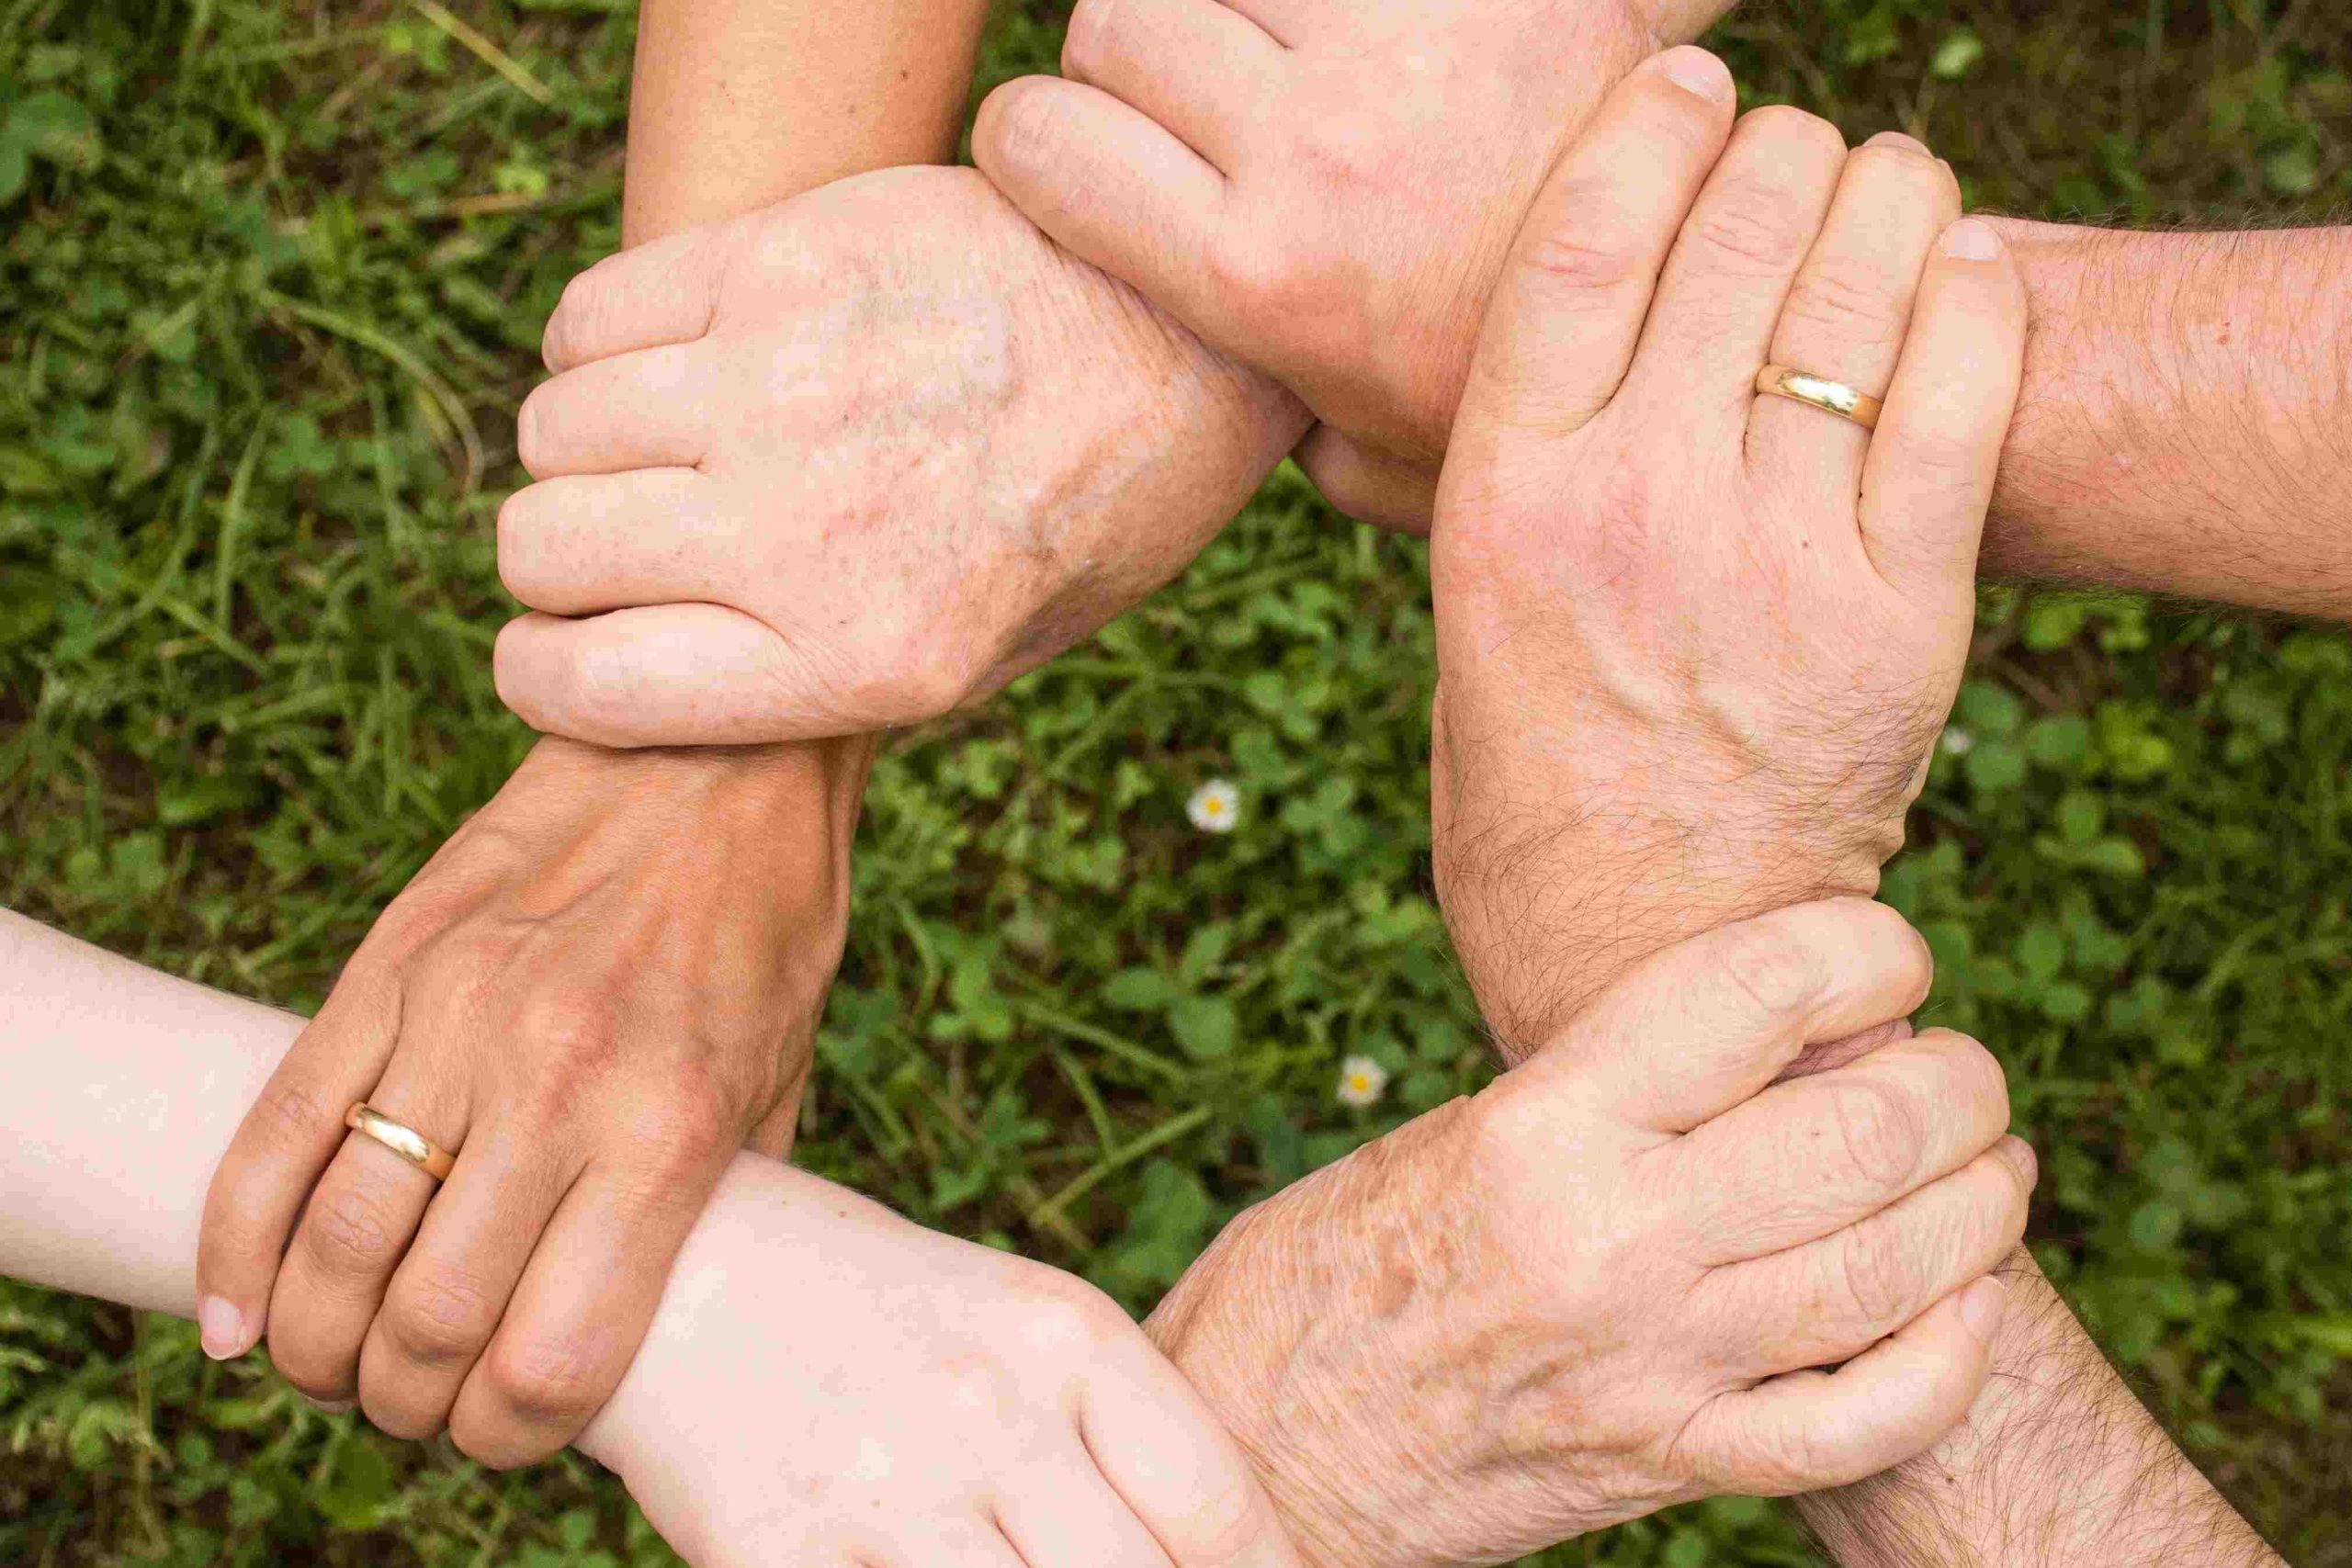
623;0;991;243
1797;1248;2281;1568
1987;220;2352;618
503;0;1002;1089
0;910;809;1474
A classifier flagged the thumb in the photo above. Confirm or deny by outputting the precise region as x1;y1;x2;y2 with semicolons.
493;604;894;747
1449;48;1736;453
1521;899;1935;1134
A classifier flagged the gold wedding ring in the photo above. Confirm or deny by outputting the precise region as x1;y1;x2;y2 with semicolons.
344;1102;458;1182
1755;364;1883;431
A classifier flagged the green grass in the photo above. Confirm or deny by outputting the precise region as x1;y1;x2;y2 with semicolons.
3;0;2349;1563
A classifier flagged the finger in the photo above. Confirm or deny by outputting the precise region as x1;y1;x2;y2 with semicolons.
1702;1135;2035;1376
1526;898;1932;1134
197;974;401;1363
1680;1273;2008;1495
494;603;891;747
515;344;711;479
496;468;731;617
1857;216;2028;597
1621;104;1848;450
1450;47;1738;451
447;1142;729;1467
1078;1340;1298;1568
972;76;1236;356
1670;1028;2012;1262
993;1459;1179;1568
1061;0;1286;173
355;1118;571;1439
1748;132;1961;504
1293;425;1438;535
263;1062;469;1403
540;227;722;375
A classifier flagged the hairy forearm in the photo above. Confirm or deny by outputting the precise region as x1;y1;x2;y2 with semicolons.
1987;220;2352;617
1797;1248;2281;1568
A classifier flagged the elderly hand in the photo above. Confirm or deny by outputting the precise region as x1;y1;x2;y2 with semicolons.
196;737;861;1466
491;164;1306;747
1151;898;2031;1567
973;0;1735;529
1417;51;2025;1051
582;1156;1298;1568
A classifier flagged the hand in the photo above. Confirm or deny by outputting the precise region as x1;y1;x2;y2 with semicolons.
196;737;862;1465
492;164;1306;747
582;1156;1299;1568
1150;898;2031;1567
972;0;1734;530
1414;52;2025;1052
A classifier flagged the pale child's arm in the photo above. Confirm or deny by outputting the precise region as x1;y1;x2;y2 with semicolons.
3;910;1295;1568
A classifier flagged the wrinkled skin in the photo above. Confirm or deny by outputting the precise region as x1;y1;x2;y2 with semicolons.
1149;900;2031;1568
492;164;1306;747
976;0;1736;527
1422;66;2025;1050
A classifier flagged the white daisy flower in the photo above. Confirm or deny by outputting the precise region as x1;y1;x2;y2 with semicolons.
1186;778;1241;834
1939;727;1975;757
1336;1055;1389;1109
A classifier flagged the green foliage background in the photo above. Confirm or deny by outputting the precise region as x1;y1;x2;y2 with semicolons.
3;0;2348;1562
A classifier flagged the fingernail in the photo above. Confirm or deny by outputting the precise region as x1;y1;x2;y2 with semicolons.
1939;218;2002;261
1958;1275;2008;1340
1657;47;1734;104
303;1395;356;1416
1866;130;1930;154
198;1296;249;1360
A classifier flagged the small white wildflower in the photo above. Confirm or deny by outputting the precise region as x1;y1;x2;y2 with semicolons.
1939;727;1975;757
1186;778;1241;834
1335;1055;1389;1110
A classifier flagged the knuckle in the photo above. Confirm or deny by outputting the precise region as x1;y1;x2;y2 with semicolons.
1686;188;1814;276
382;1270;502;1369
1830;1215;1917;1328
1456;1077;1549;1183
1740;104;1847;162
252;1077;339;1149
300;1184;406;1280
1926;1029;2011;1130
1714;918;1828;1024
479;1332;603;1429
1008;1268;1130;1360
514;990;624;1082
1824;1077;1925;1190
1779;253;1906;344
1849;141;1956;210
1518;198;1647;297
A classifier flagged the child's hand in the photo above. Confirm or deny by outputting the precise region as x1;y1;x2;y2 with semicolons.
582;1158;1296;1568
